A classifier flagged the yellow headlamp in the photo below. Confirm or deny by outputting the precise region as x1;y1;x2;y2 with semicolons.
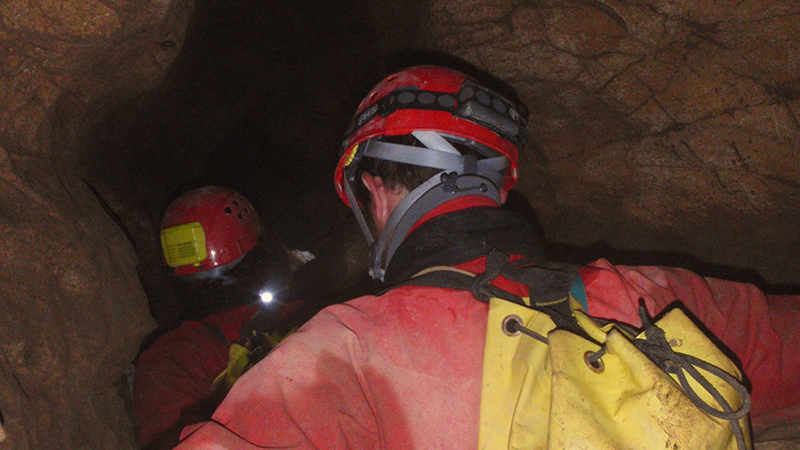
160;222;207;267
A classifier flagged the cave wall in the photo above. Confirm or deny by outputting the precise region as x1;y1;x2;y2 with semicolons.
409;0;800;286
0;0;192;447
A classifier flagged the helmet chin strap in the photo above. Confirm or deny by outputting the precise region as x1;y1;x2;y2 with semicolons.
342;167;375;248
369;171;500;281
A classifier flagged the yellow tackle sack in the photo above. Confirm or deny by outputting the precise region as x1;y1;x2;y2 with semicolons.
402;249;752;450
478;280;752;450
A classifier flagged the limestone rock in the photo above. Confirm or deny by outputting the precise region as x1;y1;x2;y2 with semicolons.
0;0;192;447
414;0;800;285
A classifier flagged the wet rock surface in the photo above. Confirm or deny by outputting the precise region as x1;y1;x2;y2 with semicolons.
0;0;191;447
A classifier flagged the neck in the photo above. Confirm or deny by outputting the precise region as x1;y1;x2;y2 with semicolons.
368;173;502;281
407;195;500;235
382;206;543;285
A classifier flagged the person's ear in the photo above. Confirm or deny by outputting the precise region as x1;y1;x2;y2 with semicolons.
499;188;508;205
361;172;391;233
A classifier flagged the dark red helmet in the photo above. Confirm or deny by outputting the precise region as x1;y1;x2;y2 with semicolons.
160;187;263;276
334;65;527;207
333;65;528;281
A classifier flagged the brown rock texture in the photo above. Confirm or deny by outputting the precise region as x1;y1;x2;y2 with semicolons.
0;0;192;448
415;0;800;286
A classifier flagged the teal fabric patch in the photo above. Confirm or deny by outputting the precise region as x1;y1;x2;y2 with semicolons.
571;275;589;311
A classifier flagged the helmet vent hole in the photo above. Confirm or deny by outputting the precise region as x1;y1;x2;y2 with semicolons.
237;212;244;220
243;206;249;214
232;200;240;206
224;206;233;215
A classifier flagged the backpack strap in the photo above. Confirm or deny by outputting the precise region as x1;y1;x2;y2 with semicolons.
202;322;230;346
381;248;593;340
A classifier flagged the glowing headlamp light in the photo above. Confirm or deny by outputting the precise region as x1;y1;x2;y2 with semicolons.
259;290;274;304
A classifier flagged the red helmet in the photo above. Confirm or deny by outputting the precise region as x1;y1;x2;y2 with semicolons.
160;187;263;276
333;65;528;281
334;65;527;206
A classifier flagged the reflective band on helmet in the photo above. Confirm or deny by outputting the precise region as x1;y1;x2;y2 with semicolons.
344;79;528;149
160;222;208;267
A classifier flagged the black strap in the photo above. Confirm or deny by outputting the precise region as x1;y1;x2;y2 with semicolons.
381;248;595;343
202;322;229;347
343;79;529;150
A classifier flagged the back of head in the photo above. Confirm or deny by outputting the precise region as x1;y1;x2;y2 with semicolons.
334;65;528;281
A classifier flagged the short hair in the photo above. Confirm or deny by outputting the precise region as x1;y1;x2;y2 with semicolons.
353;133;503;211
354;135;441;210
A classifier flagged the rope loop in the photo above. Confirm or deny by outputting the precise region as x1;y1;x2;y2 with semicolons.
631;300;751;450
